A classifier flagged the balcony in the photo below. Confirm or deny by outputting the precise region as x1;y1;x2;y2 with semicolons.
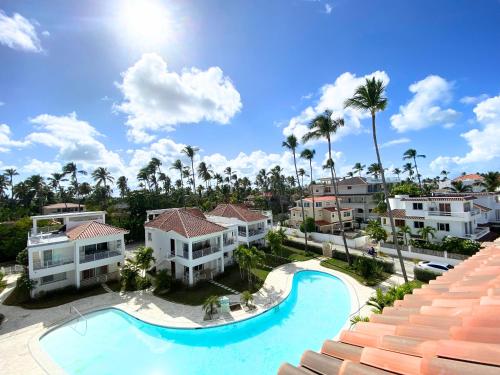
33;257;74;270
80;271;120;287
192;246;221;260
461;227;490;240
79;250;122;264
223;238;235;246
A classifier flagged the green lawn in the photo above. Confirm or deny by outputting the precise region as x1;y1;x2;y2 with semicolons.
320;258;391;286
3;281;121;309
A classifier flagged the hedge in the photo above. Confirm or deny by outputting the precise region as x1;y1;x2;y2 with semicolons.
331;249;395;274
413;267;439;283
283;239;323;255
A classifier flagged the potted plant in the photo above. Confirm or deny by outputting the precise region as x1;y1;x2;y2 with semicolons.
240;290;255;311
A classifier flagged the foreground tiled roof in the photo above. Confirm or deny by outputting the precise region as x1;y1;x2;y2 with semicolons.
208;204;267;222
278;241;500;375
145;208;226;238
380;209;424;220
66;221;128;240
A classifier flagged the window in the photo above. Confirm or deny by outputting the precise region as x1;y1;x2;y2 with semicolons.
413;221;424;229
82;268;95;280
382;218;387;225
413;203;423;210
194;264;204;271
147;232;152;241
395;219;405;227
304;202;310;207
315;202;322;207
437;223;450;232
357;208;363;213
41;272;66;285
343;212;350;217
347;186;352;190
429;264;448;271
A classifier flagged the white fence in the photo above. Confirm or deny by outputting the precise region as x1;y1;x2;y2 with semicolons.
0;264;24;275
378;244;466;265
281;227;369;250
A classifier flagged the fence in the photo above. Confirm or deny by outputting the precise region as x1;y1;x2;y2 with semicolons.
280;227;368;250
379;244;467;265
0;264;24;275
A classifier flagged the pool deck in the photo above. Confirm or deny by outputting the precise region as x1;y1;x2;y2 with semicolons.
0;259;381;375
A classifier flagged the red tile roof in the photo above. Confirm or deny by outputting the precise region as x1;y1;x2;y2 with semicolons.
278;241;500;375
208;204;267;222
453;173;484;181
66;221;128;240
315;220;331;226
145;208;226;238
380;209;424;220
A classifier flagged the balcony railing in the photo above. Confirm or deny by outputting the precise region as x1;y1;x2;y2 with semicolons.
80;271;120;287
248;228;265;237
192;246;221;260
461;227;489;240
223;238;235;246
426;210;473;218
33;257;74;270
79;250;122;264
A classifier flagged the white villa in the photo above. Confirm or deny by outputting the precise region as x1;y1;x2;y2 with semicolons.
144;204;271;285
27;211;128;298
380;194;490;242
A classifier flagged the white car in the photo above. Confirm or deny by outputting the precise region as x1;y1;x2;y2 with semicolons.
415;261;454;274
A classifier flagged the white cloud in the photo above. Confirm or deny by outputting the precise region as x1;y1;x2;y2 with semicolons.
41;30;50;37
116;53;242;143
430;95;500;171
324;4;333;14
0;11;43;52
390;75;460;132
380;137;411;148
22;159;62;177
0;123;30;151
25;112;126;174
0;101;5;106
283;71;389;144
460;94;488;105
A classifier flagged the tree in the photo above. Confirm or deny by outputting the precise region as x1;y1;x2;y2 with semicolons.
234;245;264;289
303;110;352;265
4;168;19;199
171;159;184;192
91;167;114;206
345;77;408;282
403;149;426;188
300;148;316;223
367;163;382;179
240;290;254;309
393;168;402;181
365;220;388;243
182;145;199;193
391;182;422;196
398;225;411;246
440;170;450;181
202;295;220;319
63;162;87;210
265;228;287;256
300;217;315;233
481;171;500;192
403;162;415;181
117;176;129;198
450;180;472;193
132;246;156;276
26;175;47;214
418;226;436;242
352;162;365;177
283;134;309;252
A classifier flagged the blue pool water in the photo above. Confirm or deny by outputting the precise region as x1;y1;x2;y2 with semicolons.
40;270;351;375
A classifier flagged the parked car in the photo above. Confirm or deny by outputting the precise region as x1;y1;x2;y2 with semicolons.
415;261;454;274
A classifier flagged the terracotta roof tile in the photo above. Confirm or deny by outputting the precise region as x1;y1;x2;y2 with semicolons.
278;241;500;375
380;209;424;220
208;204;267;222
315;220;331;226
66;221;128;240
453;173;484;181
337;176;368;186
145;208;226;238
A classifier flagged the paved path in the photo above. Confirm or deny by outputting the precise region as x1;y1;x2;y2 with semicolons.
208;280;239;295
0;259;374;375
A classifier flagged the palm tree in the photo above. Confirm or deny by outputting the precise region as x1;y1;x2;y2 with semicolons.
440;170;450;181
367;163;382;179
450;180;472;193
481;171;500;192
240;290;254;309
298;168;307;188
91;167;114;206
202;295;220;319
345;77;408;282
283;134;309;253
197;162;213;190
392;168;402;182
132;246;156;276
182;145;199;193
300;148;316;223
0;175;8;199
26;174;46;214
117;176;129;198
158;173;171;194
4;168;19;199
63;162;87;210
403;149;426;188
303;110;352;265
403;162;415;181
47;172;67;195
352;163;365;177
398;225;412;246
171;159;184;192
418;226;436;242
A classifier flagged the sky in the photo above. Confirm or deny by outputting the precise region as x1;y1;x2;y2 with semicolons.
0;0;499;189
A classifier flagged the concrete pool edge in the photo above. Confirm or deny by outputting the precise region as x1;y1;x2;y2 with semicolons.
26;259;373;374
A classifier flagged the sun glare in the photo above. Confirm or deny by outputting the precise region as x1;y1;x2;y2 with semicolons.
118;0;175;47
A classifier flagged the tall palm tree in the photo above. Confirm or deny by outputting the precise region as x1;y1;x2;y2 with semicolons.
158;173;171;194
63;162;87;210
182;145;199;193
345;77;408;282
302;110;352;265
116;176;129;198
91;167;114;206
393;167;402;182
403;149;426;188
171;159;184;191
481;171;500;192
298;168;307;188
352;163;365;177
418;226;436;242
0;175;8;199
197;162;213;190
403;162;415;181
440;170;450;181
283;135;309;253
47;172;67;195
300;148;316;224
224;166;233;191
367;163;382;179
4;168;19;199
398;225;412;246
450;180;472;193
26;174;46;214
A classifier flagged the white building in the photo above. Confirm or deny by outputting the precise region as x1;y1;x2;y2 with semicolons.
145;208;238;285
207;204;272;247
27;211;128;298
438;173;485;193
380;195;490;242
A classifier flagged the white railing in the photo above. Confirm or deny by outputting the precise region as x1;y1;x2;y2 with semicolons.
69;305;87;336
192;246;221;260
461;227;489;240
80;271;119;287
33;257;74;270
79;250;121;264
1;264;24;275
223;238;235;246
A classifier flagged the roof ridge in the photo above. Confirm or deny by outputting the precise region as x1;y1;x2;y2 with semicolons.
177;210;190;238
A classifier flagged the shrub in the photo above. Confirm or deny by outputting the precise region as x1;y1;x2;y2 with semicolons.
153;269;171;293
414;267;439;283
299;217;315;233
283;239;322;255
368;281;422;313
331;249;395;274
120;265;139;291
355;257;383;280
135;276;152;290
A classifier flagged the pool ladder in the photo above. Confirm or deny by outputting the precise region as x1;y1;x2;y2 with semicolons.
69;305;88;336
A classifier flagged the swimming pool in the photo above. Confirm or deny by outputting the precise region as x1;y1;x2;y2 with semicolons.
40;270;351;375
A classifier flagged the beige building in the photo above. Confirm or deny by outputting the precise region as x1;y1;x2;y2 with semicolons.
289;196;354;233
42;203;85;215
